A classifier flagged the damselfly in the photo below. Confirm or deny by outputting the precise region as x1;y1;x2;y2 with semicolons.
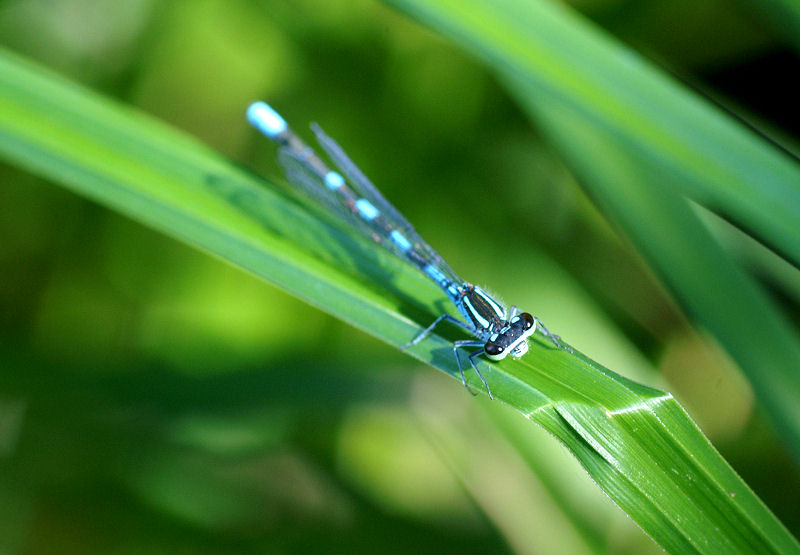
247;102;568;398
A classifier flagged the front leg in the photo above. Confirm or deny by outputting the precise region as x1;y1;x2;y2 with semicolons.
533;316;572;353
401;314;475;349
453;341;492;399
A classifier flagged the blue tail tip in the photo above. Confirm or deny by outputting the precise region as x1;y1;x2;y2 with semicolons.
247;101;287;138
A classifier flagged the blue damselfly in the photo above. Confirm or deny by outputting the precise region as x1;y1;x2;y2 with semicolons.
247;102;568;398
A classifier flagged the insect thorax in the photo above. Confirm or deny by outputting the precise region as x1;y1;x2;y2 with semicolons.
457;284;507;334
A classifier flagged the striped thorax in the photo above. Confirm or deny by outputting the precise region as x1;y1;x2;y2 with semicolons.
457;285;537;361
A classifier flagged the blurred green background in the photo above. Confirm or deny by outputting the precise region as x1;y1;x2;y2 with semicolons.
1;0;799;552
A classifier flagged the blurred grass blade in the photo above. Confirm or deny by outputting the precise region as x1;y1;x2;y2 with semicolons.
739;0;800;51
383;0;800;461
1;49;799;552
509;76;800;460
385;0;800;270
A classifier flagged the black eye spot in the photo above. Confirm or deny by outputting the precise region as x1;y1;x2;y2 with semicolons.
485;343;503;356
521;313;534;330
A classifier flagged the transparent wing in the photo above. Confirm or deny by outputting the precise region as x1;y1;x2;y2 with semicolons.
310;123;461;284
311;123;413;234
279;146;440;267
278;147;384;246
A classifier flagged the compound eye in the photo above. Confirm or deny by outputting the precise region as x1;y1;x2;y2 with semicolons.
485;343;504;356
520;312;534;330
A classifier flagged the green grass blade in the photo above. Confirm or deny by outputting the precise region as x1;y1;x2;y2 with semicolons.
384;0;800;269
1;48;798;553
383;0;800;461
512;80;800;457
740;0;800;50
